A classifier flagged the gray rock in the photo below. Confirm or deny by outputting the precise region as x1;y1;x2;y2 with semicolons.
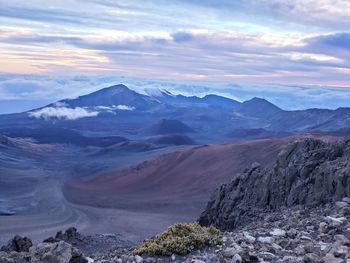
270;228;286;237
0;240;88;263
322;253;343;263
326;216;347;227
342;197;350;204
287;228;298;238
134;255;143;263
199;138;350;230
303;253;321;263
0;235;33;252
257;236;273;244
319;222;328;232
223;247;240;258
55;227;82;244
271;243;282;251
295;245;306;256
258;251;276;261
231;254;242;263
336;201;348;209
191;260;206;263
36;241;88;263
243;232;256;243
334;234;350;246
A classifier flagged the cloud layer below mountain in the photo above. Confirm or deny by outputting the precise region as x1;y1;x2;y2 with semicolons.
1;74;349;114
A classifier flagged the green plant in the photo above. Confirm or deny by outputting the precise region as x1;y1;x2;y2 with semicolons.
133;222;221;256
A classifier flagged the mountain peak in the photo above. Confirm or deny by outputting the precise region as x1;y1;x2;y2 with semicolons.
242;97;281;109
237;97;282;118
59;84;158;109
144;88;174;98
92;84;133;95
202;94;240;107
245;97;274;104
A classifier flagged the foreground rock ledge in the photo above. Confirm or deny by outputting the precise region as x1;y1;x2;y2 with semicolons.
1;138;350;262
0;240;88;263
199;138;350;230
3;202;349;262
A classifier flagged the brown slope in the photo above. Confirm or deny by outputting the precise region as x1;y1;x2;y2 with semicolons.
64;137;296;215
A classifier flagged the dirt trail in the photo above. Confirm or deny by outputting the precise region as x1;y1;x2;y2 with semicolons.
0;179;195;244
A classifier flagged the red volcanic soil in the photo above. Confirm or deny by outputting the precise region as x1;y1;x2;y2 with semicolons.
64;137;298;216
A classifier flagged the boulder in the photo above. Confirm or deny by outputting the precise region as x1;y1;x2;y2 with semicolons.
55;228;82;244
0;240;87;263
0;235;33;252
35;241;88;263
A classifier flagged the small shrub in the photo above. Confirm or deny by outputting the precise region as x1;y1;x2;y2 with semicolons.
133;222;221;256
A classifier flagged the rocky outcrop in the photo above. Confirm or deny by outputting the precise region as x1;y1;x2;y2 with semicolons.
43;228;134;259
0;235;33;252
199;138;350;230
94;201;350;262
44;227;83;246
2;205;350;262
188;201;350;262
0;240;87;263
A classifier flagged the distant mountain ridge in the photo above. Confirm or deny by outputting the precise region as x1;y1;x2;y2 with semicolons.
23;84;350;117
0;84;349;144
153;90;240;109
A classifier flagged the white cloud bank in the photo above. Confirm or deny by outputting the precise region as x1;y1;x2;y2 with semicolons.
28;106;99;120
28;104;134;120
95;104;135;111
1;74;350;113
115;105;135;111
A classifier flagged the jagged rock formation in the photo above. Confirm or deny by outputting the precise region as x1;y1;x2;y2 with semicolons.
199;137;350;230
0;229;132;263
0;239;87;263
2;204;350;262
0;235;33;252
43;227;82;245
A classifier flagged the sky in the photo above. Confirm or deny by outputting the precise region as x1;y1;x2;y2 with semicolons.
0;0;350;112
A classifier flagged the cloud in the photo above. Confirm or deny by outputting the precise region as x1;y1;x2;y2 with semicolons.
95;104;135;111
1;1;350;86
2;27;349;86
81;0;350;31
28;106;99;120
0;74;119;101
115;105;135;111
0;2;125;28
0;6;85;25
306;33;350;50
0;1;350;105
0;74;349;112
178;0;350;30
